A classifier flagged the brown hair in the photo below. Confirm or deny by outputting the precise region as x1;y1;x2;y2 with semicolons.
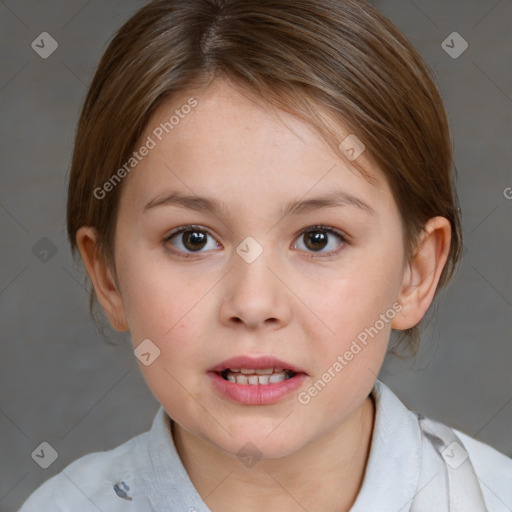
67;0;462;356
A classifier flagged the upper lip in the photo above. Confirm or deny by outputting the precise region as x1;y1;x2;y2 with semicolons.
208;355;307;375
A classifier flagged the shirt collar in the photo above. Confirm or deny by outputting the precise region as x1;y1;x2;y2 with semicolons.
147;403;210;511
349;379;422;511
146;378;422;511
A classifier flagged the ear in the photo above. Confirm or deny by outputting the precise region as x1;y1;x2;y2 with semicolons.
76;226;129;332
392;217;451;330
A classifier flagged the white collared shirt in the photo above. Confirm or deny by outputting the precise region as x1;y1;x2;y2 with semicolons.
18;379;512;511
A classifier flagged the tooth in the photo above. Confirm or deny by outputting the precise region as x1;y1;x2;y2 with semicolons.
274;368;284;372
224;369;295;385
229;368;241;372
240;368;255;374
254;368;273;375
269;372;287;383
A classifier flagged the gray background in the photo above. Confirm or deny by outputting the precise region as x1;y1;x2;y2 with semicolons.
1;0;511;510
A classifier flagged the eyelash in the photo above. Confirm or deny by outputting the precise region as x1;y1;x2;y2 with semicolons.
163;224;349;260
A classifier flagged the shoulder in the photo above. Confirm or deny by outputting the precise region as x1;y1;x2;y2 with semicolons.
454;427;512;510
372;380;512;510
18;430;151;512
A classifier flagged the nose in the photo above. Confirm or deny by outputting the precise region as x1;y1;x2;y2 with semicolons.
218;237;292;331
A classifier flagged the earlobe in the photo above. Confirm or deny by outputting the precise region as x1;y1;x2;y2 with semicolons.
391;217;451;331
76;227;129;332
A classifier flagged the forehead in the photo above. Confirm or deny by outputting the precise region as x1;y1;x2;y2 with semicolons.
121;79;388;215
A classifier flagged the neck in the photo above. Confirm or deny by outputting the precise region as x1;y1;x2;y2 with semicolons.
171;394;375;512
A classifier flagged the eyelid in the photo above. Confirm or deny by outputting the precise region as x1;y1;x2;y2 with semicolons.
297;225;351;243
163;224;216;243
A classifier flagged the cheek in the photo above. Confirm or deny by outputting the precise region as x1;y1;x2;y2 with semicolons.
119;258;210;404
313;247;403;340
115;244;209;349
304;270;395;414
300;235;404;388
126;275;206;340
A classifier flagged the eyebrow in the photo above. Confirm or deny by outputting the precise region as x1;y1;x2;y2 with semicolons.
143;190;377;217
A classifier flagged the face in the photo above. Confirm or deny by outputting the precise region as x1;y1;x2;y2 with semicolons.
110;78;407;458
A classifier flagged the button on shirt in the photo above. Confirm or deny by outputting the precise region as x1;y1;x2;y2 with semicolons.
18;379;512;511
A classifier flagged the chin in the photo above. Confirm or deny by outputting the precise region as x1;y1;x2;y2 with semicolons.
207;424;307;462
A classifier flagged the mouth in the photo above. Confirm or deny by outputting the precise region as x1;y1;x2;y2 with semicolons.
207;356;307;404
218;368;297;385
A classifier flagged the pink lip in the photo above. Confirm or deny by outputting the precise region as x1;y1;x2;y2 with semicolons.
207;355;307;374
208;371;307;405
207;355;308;405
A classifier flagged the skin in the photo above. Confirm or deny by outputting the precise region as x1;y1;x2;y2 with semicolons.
77;78;451;511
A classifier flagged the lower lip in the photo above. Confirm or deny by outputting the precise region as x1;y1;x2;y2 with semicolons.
208;372;307;405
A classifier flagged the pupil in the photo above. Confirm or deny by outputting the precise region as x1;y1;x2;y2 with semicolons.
305;231;327;251
184;231;207;251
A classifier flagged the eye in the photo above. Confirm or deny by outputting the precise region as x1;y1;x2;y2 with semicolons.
292;225;347;257
164;225;220;257
163;224;348;259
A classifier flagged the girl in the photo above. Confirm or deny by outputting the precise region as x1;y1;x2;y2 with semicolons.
19;0;512;510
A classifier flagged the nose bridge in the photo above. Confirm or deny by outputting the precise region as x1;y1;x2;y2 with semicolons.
232;234;280;292
221;233;290;327
236;233;272;265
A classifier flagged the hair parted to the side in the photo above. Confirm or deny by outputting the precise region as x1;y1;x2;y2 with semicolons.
66;0;463;357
